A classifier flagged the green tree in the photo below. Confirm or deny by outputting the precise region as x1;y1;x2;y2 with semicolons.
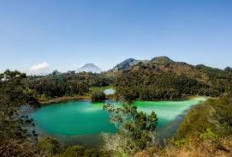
91;92;106;101
102;103;158;155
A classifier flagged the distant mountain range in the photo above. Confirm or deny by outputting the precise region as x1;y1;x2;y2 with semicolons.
75;63;102;73
111;56;232;73
51;56;231;75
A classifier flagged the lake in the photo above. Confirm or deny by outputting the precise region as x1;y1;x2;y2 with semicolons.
31;97;206;145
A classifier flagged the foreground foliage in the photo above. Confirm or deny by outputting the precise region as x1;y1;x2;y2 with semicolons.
163;95;232;157
175;95;232;142
102;103;158;155
0;71;41;157
134;95;232;157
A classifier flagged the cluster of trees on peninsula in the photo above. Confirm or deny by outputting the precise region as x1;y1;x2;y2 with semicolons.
91;92;106;101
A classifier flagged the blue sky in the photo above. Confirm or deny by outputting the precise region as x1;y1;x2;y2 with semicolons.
0;0;232;74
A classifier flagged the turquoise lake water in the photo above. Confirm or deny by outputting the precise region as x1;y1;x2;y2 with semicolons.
31;97;206;144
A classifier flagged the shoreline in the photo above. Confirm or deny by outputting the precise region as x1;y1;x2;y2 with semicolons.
40;95;207;105
33;96;208;147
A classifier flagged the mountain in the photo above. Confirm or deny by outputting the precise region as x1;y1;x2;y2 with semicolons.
75;63;102;73
112;58;139;71
225;67;232;72
125;56;227;84
111;58;149;72
110;56;204;79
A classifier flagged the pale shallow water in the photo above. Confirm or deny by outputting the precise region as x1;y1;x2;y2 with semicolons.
135;97;206;127
31;97;206;145
104;88;116;95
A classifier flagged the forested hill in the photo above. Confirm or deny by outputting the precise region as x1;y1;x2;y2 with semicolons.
113;56;232;101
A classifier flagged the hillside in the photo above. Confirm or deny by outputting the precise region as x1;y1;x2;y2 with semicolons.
113;56;232;101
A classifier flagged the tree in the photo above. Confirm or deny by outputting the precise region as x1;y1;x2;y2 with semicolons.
91;92;106;101
102;103;158;155
0;71;40;156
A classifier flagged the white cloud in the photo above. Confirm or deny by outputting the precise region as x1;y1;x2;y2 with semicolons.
28;62;51;75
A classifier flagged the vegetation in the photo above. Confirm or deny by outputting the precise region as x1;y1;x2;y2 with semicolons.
102;103;158;155
115;57;232;101
91;92;106;101
160;95;232;157
55;145;110;157
174;95;232;142
38;137;61;155
24;72;115;102
132;95;232;157
36;137;110;157
0;70;40;156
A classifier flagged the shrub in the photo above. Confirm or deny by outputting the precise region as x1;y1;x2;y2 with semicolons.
174;95;232;143
55;145;109;157
38;137;61;155
91;92;106;101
